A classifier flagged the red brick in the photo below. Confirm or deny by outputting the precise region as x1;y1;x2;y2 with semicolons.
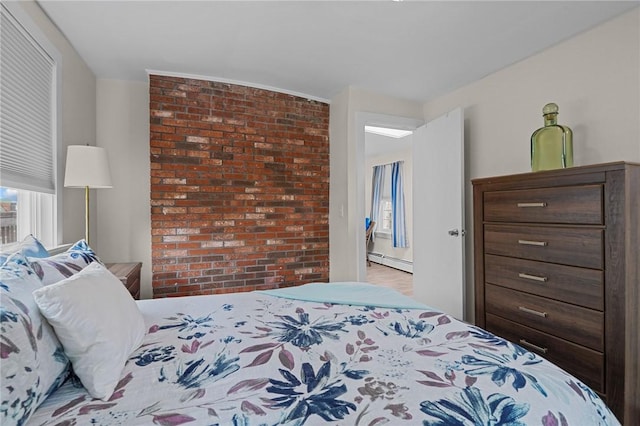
150;75;329;298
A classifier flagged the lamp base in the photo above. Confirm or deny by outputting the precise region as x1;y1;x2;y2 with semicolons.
84;185;90;244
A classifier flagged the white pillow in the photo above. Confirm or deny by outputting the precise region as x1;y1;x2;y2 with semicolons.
32;262;145;400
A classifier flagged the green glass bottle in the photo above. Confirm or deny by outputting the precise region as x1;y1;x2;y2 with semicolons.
530;103;573;172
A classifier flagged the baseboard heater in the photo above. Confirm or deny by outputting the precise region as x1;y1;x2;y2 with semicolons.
368;252;413;274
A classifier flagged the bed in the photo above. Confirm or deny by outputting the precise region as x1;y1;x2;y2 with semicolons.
1;238;620;425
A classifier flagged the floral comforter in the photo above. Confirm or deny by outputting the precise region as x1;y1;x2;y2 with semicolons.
28;284;618;425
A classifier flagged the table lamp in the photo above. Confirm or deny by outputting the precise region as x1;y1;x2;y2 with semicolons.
64;145;112;244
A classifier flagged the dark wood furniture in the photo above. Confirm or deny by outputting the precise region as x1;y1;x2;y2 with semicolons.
472;162;639;425
106;262;142;300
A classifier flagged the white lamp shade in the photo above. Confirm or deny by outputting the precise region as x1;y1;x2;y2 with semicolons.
64;145;113;188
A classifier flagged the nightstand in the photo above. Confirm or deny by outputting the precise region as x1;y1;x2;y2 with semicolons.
106;262;142;300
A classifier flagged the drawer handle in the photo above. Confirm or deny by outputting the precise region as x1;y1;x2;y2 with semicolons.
518;306;548;318
519;339;548;354
518;239;548;247
517;202;547;208
518;273;548;283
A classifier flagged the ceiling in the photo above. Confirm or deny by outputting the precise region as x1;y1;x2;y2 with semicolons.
36;1;638;103
365;131;412;159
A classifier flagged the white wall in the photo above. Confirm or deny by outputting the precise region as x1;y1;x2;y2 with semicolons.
328;88;352;281
365;142;413;264
424;8;640;178
422;8;640;320
12;1;96;246
96;80;152;298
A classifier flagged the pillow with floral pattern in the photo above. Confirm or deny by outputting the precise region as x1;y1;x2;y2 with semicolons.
28;239;102;286
0;253;69;426
0;234;49;266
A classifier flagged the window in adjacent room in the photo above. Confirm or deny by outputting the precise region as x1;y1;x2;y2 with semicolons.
380;199;392;233
0;3;60;248
376;169;392;238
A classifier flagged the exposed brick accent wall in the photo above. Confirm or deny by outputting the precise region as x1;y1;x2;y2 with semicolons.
149;75;329;297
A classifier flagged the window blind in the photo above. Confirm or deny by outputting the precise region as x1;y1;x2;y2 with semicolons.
0;4;56;194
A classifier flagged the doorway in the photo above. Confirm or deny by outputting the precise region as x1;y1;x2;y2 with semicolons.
364;125;415;296
355;112;423;284
356;109;466;319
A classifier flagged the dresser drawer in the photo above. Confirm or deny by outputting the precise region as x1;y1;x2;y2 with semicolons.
486;314;604;392
485;254;603;310
484;224;603;269
485;284;603;351
483;185;603;224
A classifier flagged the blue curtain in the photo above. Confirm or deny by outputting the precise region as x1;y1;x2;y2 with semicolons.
369;165;385;242
391;161;409;248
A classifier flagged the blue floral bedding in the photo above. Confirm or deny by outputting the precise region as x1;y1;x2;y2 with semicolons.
28;285;619;425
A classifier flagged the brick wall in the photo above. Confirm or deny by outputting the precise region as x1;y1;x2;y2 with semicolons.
149;75;330;297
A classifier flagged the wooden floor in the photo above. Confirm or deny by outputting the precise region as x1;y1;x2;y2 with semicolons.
365;262;413;296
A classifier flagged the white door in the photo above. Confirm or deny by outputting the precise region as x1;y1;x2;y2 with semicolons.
412;108;465;319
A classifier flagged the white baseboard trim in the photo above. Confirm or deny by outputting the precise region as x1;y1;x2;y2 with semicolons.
368;252;413;273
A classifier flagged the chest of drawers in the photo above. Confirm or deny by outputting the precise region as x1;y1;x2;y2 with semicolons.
472;162;639;424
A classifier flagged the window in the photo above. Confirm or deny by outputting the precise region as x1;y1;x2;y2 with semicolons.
0;187;55;247
0;4;60;248
376;169;393;237
380;199;392;232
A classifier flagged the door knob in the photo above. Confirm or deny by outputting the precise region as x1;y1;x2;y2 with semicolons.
448;229;465;237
